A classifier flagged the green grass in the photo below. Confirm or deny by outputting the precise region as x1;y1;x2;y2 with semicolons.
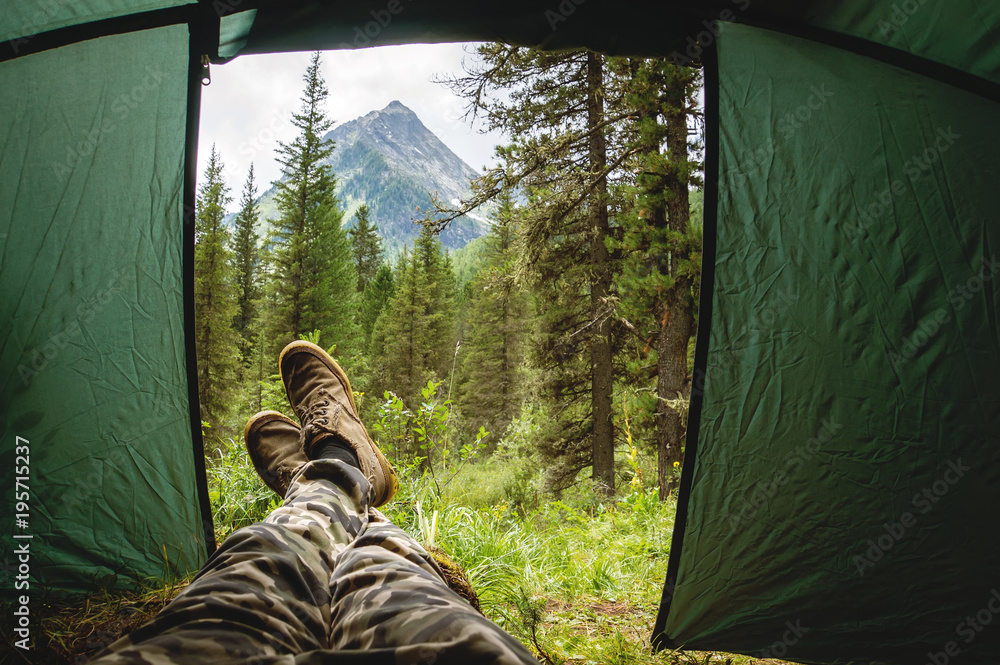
398;462;686;664
207;437;281;543
0;578;192;664
203;439;793;665
341;457;790;665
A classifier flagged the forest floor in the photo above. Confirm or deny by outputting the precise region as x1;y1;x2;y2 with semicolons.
3;457;798;665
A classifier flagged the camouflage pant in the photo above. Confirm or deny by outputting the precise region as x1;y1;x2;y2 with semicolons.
90;459;538;665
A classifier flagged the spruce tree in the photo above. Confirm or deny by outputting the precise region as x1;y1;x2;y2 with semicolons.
348;203;384;292
194;145;240;440
360;263;395;350
248;240;278;414
375;228;456;411
413;226;456;381
527;203;603;491
300;189;358;359
614;59;703;498
268;52;359;361
369;248;408;398
231;163;262;368
458;189;528;441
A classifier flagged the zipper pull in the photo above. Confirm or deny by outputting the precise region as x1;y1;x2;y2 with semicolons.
200;54;211;86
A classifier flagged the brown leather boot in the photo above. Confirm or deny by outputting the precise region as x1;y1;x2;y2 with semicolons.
279;340;398;507
243;410;309;498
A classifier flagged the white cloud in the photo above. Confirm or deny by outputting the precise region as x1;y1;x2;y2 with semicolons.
197;43;505;212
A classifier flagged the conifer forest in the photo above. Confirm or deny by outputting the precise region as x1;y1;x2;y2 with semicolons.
196;48;704;507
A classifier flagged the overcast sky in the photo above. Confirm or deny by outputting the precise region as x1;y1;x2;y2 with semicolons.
197;43;506;214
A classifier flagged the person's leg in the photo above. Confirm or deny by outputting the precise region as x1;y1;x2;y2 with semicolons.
91;340;538;664
90;460;536;665
88;457;366;665
273;341;535;661
326;510;539;664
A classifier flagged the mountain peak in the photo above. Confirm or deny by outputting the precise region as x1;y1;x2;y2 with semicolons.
383;99;411;113
319;102;487;256
237;102;489;259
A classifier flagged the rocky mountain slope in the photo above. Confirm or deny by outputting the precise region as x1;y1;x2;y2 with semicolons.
252;100;490;258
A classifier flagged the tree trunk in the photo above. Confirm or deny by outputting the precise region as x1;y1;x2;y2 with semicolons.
587;51;615;496
656;84;694;500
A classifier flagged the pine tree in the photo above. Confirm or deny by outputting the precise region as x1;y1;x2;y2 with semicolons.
231;163;262;368
437;46;631;494
300;192;358;359
372;250;421;410
268;52;359;361
527;202;602;491
348;203;384;292
194;145;240;440
614;59;703;498
247;241;278;414
585;51;616;495
458;189;528;442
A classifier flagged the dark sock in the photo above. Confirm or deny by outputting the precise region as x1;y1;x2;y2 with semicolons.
311;436;360;469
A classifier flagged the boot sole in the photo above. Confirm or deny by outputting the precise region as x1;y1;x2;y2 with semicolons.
243;410;299;497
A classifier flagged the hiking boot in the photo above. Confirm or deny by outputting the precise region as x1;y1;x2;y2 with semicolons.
279;340;398;507
243;410;308;498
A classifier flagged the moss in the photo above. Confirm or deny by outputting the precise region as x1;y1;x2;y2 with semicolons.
427;545;483;615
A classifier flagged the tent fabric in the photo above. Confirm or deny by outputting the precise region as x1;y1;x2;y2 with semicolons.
0;3;998;661
219;10;258;59
654;21;1000;664
0;24;206;593
1;0;194;45
209;0;1000;93
778;1;1000;87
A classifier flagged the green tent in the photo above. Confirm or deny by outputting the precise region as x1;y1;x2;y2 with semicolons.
2;2;997;663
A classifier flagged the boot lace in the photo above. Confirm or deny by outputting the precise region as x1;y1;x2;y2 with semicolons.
296;389;342;433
